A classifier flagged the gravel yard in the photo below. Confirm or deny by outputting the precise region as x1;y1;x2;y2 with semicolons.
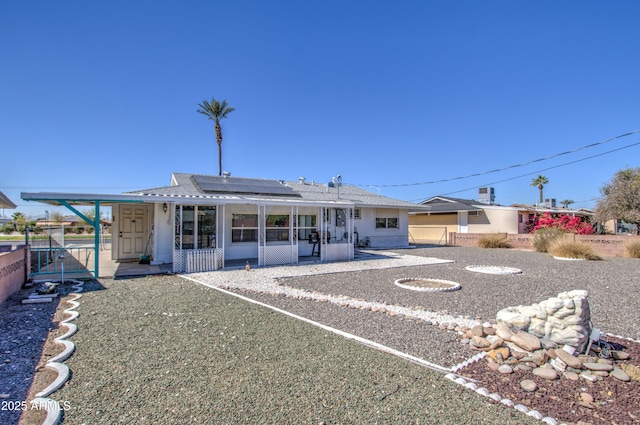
45;274;533;425
3;245;639;424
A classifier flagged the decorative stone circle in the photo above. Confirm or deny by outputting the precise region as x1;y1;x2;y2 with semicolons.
553;256;586;261
394;278;461;292
465;265;522;275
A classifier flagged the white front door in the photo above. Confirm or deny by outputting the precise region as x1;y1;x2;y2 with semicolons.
118;205;148;260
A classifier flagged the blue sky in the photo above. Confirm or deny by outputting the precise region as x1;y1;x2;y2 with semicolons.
2;1;640;219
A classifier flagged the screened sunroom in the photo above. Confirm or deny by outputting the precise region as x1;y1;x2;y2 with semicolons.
172;202;355;273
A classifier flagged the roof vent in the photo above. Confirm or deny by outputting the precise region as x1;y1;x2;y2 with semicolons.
299;177;306;184
222;171;231;178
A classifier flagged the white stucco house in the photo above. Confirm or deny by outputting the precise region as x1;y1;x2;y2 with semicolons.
22;172;424;274
408;195;593;243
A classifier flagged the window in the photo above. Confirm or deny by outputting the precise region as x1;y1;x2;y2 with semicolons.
197;206;216;248
175;205;217;249
375;209;399;229
181;206;195;249
376;217;398;229
297;214;317;241
266;214;290;242
350;208;361;219
232;214;258;242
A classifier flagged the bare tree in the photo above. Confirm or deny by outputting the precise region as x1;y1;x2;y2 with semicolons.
595;167;640;234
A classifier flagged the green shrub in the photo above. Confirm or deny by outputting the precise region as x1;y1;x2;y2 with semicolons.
1;222;15;235
73;226;84;234
477;234;511;248
624;240;640;258
532;227;564;252
85;226;95;234
548;239;601;260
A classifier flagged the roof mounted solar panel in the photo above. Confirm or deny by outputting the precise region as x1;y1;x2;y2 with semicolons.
192;175;301;197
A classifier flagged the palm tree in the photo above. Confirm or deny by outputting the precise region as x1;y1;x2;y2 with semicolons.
560;199;574;208
11;212;26;231
530;175;549;205
197;97;235;176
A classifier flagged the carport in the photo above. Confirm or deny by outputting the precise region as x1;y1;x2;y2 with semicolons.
21;192;158;278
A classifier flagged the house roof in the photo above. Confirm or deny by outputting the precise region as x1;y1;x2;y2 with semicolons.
128;173;425;210
21;172;426;211
415;195;591;216
0;190;17;209
416;196;484;213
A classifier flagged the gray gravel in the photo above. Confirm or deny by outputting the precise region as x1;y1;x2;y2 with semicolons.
262;246;640;340
50;270;537;424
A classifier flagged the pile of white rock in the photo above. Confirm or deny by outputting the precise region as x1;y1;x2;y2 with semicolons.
495;289;591;353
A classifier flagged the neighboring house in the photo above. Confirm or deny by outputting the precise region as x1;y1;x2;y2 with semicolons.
22;173;425;273
409;195;592;243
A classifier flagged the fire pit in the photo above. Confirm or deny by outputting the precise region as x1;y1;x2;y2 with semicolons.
393;278;461;292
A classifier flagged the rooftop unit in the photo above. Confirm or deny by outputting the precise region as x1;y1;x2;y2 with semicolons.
478;187;495;205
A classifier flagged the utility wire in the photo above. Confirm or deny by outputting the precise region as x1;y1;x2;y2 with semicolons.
351;129;640;188
419;139;640;202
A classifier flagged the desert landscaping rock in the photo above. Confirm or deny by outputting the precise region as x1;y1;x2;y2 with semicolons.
498;364;514;374
610;367;631;382
532;366;558;380
563;371;579;381
580;371;600;382
494;322;514;341
487;347;509;362
510;331;542;352
583;362;614;372
580;392;594;403
611;350;630;360
470;336;491;350
554;347;583;369
520;379;537;392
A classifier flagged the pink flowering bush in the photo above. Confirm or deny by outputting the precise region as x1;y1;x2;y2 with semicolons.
532;213;594;235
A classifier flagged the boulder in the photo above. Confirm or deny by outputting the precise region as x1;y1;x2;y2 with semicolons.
511;331;542;352
532;366;558;380
555;348;583;369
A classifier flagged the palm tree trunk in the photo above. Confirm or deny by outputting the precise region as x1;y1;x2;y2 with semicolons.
215;122;223;176
539;186;543;204
217;142;222;176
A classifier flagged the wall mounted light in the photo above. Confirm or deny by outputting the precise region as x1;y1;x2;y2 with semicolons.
162;202;168;213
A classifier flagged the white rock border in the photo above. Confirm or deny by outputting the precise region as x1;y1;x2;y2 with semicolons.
553;256;586;261
393;278;461;292
465;265;522;275
33;279;84;425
